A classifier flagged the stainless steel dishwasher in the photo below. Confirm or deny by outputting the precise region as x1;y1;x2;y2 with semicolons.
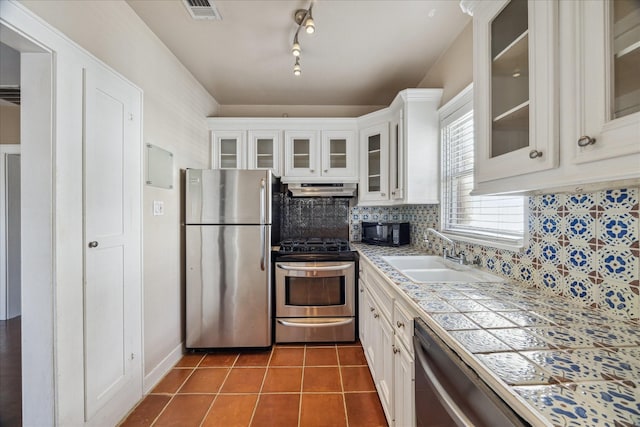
413;317;528;427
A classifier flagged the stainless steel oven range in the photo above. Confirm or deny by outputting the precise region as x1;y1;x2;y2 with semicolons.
274;238;357;343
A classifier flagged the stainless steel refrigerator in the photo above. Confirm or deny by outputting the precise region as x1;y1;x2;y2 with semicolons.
185;169;279;348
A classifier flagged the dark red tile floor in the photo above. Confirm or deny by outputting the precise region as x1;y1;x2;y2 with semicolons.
119;342;387;427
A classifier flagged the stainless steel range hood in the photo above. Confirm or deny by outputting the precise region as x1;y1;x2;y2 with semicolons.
287;183;357;197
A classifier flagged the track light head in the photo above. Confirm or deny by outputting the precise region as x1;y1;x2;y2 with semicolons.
304;16;315;34
292;34;301;57
293;58;301;76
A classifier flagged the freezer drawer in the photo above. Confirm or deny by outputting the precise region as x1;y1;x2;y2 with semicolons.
186;225;271;348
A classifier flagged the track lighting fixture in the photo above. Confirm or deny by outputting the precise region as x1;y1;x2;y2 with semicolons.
290;1;315;75
293;57;301;76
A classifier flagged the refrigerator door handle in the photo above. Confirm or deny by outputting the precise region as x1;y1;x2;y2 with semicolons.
259;178;266;224
260;226;266;271
259;178;266;271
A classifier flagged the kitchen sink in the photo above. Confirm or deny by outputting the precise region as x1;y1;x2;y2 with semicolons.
381;256;446;270
401;268;503;283
382;255;504;283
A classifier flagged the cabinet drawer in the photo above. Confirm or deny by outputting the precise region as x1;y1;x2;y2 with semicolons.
368;270;394;322
393;301;414;352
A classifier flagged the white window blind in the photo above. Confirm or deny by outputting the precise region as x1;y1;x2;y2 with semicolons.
440;86;525;247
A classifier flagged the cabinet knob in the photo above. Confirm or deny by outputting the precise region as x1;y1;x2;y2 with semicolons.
88;241;99;248
370;307;375;312
310;169;315;173
577;135;596;147
360;288;364;293
396;321;405;329
528;150;543;159
392;346;400;354
324;169;328;173
381;192;386;197
391;191;396;195
373;313;379;319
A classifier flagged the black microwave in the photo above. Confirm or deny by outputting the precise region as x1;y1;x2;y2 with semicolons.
361;222;410;246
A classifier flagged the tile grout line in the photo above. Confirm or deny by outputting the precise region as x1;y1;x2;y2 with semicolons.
297;345;307;427
247;346;275;427
337;345;350;427
149;352;206;427
197;352;239;427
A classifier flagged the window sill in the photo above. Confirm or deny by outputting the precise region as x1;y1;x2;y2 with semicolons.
441;231;527;252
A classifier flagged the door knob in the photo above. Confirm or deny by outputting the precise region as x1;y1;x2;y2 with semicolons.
88;241;99;248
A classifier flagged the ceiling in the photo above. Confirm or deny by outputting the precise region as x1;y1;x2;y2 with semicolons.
126;0;470;107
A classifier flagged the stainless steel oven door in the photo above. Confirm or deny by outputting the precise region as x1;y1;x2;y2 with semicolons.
275;261;355;318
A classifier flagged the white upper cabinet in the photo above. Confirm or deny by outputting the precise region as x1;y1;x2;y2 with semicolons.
283;130;320;178
466;0;639;195
247;130;282;176
207;118;357;182
472;0;559;184
358;89;442;206
359;122;390;203
283;129;358;181
321;130;357;179
211;130;245;169
572;0;640;165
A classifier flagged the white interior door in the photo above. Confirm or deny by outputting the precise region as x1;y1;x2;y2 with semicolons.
5;153;21;319
0;146;21;321
83;65;142;424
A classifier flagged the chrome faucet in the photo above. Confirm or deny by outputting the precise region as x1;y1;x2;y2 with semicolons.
424;228;466;264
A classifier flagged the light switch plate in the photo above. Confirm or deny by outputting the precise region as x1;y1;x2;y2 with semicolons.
153;200;164;216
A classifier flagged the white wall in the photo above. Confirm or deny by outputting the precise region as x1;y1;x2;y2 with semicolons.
19;0;219;386
418;22;473;106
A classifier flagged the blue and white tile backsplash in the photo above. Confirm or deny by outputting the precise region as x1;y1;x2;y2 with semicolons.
351;187;640;323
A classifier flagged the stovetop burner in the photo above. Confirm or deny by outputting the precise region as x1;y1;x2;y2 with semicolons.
279;237;351;254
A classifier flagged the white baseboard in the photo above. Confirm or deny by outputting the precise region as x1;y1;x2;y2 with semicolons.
143;342;184;394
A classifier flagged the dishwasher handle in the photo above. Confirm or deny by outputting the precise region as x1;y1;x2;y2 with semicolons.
414;332;475;427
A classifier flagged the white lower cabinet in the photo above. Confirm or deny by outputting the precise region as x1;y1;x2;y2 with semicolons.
393;339;415;427
360;259;416;427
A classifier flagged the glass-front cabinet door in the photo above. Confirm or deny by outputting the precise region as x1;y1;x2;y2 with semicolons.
247;130;281;175
359;123;389;203
573;0;640;164
283;130;319;178
472;0;558;185
212;131;245;169
321;130;357;180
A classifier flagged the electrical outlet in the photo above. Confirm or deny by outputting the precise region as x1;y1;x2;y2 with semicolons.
153;200;164;216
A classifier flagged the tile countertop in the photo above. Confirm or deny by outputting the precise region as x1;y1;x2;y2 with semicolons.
352;243;640;427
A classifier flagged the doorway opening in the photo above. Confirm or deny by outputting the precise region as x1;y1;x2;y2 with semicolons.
0;41;22;427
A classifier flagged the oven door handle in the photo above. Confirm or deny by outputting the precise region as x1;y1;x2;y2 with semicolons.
414;334;475;427
277;264;352;272
277;318;354;328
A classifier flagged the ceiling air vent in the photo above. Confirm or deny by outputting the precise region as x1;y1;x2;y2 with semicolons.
182;0;222;20
0;86;20;105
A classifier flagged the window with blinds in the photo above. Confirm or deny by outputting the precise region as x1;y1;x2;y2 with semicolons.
440;86;526;247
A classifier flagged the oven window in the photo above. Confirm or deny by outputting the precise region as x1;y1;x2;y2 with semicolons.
285;276;346;306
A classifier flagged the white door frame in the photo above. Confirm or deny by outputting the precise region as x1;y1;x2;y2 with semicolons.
0;15;56;424
0;144;21;321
